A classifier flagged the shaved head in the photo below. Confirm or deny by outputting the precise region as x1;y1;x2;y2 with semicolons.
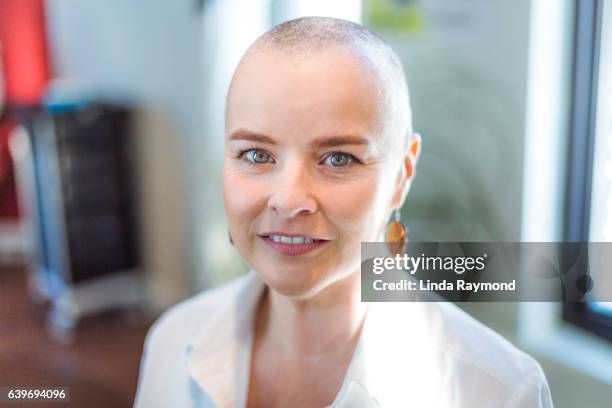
223;18;422;298
227;17;413;149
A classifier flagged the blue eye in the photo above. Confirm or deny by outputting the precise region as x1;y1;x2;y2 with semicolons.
323;152;354;167
242;149;273;164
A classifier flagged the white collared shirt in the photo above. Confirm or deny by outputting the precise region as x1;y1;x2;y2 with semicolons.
134;272;553;407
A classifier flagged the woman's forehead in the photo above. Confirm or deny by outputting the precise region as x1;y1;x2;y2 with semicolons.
226;49;389;146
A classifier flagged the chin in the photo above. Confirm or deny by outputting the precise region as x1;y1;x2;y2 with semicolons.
256;265;328;299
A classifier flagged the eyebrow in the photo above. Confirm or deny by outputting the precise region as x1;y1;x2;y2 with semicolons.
228;129;371;148
312;134;370;148
228;129;276;144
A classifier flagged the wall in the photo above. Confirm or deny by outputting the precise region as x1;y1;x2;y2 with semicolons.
45;0;208;310
364;0;531;242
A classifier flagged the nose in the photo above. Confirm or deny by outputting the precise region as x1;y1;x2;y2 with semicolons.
267;159;318;219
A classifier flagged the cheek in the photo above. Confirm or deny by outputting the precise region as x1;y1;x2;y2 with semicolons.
320;175;387;241
222;166;268;232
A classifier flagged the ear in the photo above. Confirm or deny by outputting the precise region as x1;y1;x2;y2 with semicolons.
390;132;422;208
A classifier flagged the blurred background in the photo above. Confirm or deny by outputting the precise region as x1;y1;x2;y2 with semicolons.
0;0;610;406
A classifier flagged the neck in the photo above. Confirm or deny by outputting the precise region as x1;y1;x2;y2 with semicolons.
256;270;368;357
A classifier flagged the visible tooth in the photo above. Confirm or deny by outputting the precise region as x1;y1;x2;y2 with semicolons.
269;235;320;244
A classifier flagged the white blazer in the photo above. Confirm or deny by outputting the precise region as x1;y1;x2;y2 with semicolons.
134;271;553;407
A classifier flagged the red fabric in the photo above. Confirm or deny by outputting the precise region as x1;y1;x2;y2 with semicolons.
0;0;49;219
0;0;50;105
0;120;19;218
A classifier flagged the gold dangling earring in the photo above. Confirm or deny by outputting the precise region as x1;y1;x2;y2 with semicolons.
386;208;408;255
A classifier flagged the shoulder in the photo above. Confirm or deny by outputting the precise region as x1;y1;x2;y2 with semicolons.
428;302;541;379
133;274;251;407
144;273;250;349
418;301;552;407
369;301;552;407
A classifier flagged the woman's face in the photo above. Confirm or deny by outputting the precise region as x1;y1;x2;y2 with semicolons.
223;49;408;298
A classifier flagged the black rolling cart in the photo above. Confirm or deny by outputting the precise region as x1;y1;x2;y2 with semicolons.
9;102;143;341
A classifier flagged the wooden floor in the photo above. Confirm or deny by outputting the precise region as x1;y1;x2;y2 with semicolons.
0;266;154;407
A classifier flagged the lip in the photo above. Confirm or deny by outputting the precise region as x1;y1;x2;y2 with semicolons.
258;232;330;256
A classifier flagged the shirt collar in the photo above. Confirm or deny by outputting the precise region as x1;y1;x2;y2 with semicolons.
185;271;265;407
342;301;444;407
185;271;434;407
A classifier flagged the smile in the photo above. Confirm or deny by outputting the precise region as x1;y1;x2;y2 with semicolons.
268;235;321;244
259;233;330;256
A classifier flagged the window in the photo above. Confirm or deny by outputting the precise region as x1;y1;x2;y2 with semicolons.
563;0;612;341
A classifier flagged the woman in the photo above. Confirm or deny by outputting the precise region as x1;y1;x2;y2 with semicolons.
135;17;552;408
